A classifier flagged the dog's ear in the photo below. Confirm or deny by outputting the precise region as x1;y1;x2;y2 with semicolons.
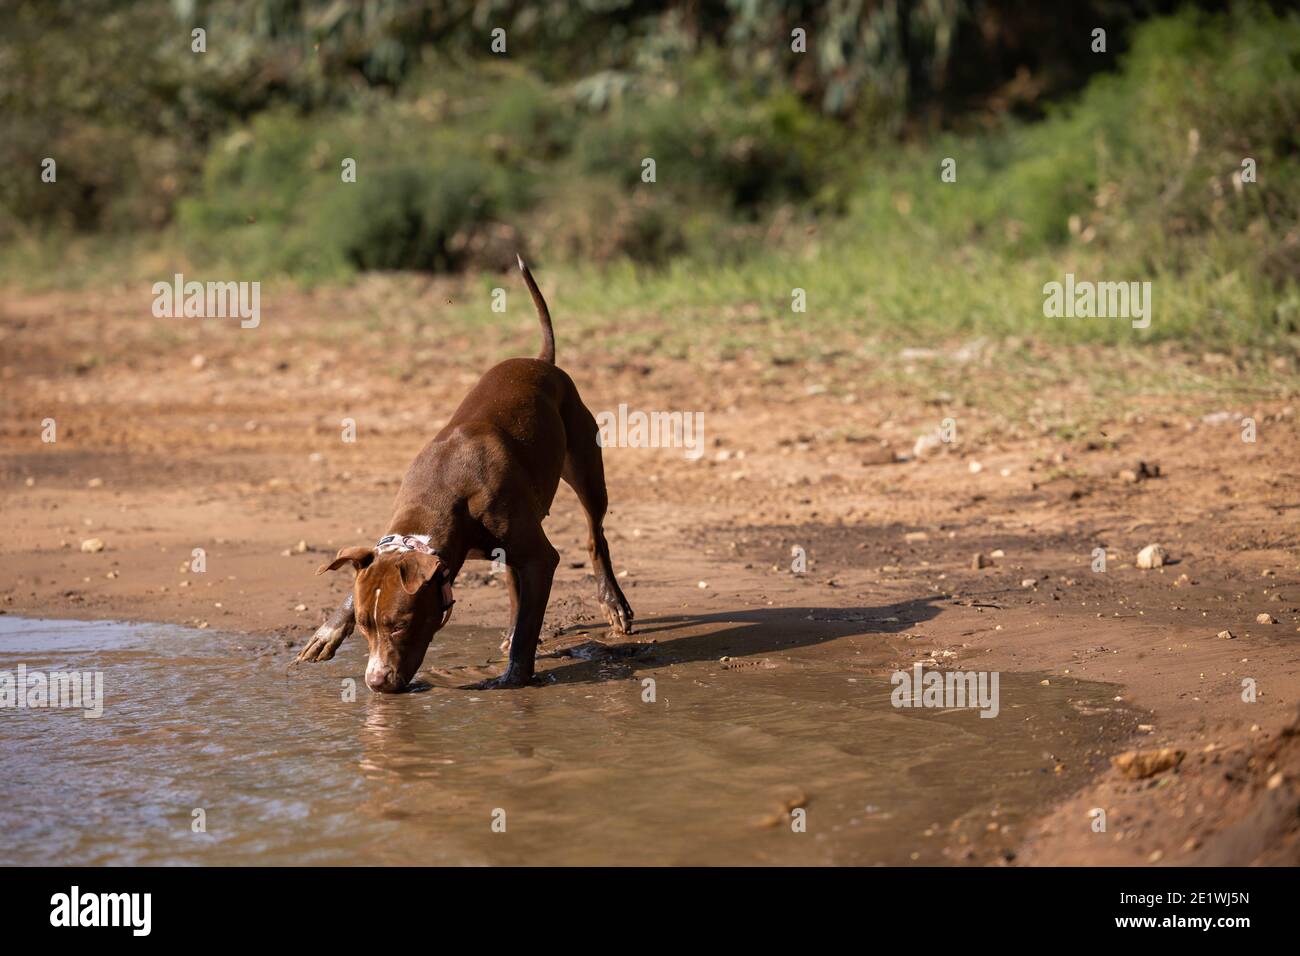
396;551;444;595
316;546;375;575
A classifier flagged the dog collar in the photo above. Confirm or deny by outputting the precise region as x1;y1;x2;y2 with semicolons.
374;534;455;627
375;533;438;556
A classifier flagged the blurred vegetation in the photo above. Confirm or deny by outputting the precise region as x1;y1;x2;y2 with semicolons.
0;0;1297;352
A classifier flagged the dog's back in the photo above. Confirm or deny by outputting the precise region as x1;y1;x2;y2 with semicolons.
410;261;588;520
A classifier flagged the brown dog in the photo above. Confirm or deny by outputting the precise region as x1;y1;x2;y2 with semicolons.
294;257;634;691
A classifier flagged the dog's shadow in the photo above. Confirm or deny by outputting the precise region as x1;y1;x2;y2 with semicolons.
536;594;947;686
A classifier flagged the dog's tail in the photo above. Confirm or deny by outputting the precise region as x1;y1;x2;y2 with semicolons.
516;254;555;364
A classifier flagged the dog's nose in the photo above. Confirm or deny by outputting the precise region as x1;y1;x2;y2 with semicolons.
365;662;405;693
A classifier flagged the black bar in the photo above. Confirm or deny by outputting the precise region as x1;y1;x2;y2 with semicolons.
0;867;1282;941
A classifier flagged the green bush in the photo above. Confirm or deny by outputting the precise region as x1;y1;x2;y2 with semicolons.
571;57;844;213
177;97;537;278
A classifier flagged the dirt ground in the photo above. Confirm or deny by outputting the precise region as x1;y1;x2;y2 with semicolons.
2;279;1299;865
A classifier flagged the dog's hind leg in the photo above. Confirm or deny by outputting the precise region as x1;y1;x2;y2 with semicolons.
561;411;634;636
295;593;355;663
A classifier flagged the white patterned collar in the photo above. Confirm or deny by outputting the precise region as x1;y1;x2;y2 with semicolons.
375;534;439;556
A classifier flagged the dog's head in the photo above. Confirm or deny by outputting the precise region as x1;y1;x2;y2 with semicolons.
318;545;454;692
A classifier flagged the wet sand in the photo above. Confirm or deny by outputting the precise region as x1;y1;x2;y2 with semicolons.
2;280;1298;865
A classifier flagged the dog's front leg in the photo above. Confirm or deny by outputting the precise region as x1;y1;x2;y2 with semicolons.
295;593;355;663
477;545;557;689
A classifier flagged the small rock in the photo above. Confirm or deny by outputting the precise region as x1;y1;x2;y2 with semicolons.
294;603;308;612
87;477;104;488
1021;578;1037;588
1217;629;1236;640
1200;410;1237;425
990;549;1005;559
191;354;207;370
294;540;309;553
904;531;929;543
1256;613;1276;624
971;553;991;570
912;431;943;457
1119;461;1161;483
697;581;708;589
968;460;983;474
1136;544;1167;569
80;538;105;553
1111;748;1185;780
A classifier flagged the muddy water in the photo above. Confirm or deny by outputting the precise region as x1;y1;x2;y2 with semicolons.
0;615;1126;865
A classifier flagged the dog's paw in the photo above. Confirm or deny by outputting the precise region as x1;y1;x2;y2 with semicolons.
294;619;352;663
466;668;534;690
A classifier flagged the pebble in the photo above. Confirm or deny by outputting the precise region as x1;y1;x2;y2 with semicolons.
1119;461;1160;483
294;603;308;612
1111;747;1185;779
912;432;942;457
1021;578;1037;588
1217;629;1236;640
1136;544;1167;569
1256;613;1276;624
971;553;991;569
80;538;105;553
